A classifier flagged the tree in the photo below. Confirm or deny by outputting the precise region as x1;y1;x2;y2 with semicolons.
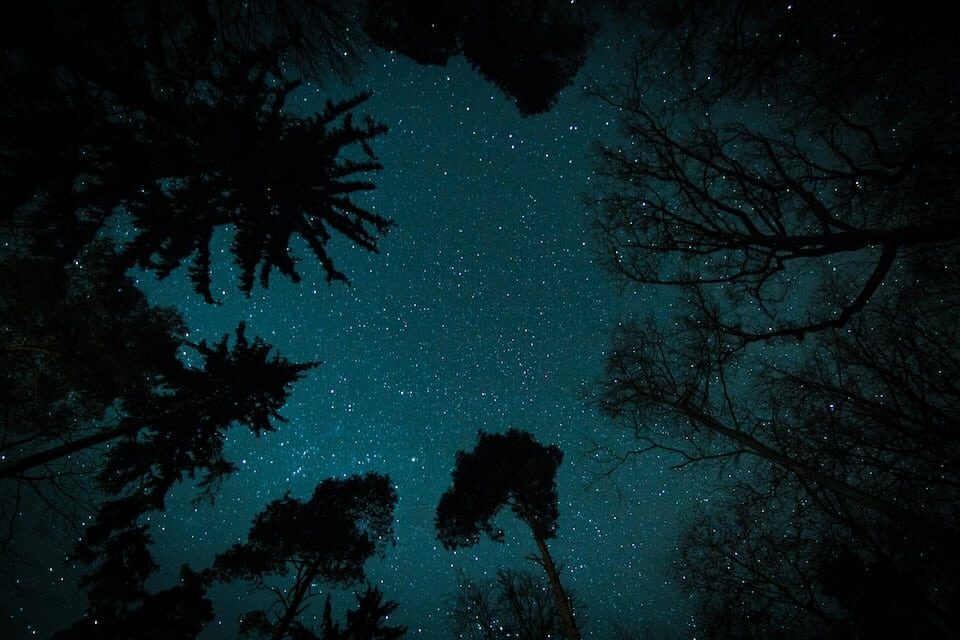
436;429;581;640
211;473;399;640
2;0;392;303
0;246;182;540
51;565;214;640
588;5;960;634
1;1;402;635
1;320;313;481
674;478;955;640
590;1;960;343
595;291;960;635
448;568;578;640
320;586;406;640
362;0;594;115
32;322;315;637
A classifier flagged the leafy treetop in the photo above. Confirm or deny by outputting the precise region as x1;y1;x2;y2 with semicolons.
436;429;563;549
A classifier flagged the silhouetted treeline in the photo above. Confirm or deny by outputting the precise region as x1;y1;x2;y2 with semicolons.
591;2;960;638
1;1;600;637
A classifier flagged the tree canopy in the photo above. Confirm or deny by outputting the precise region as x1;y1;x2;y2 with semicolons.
436;429;581;640
591;1;960;343
212;473;399;640
436;429;563;549
363;0;594;115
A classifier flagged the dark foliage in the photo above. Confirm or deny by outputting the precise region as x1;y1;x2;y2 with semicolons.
0;247;183;474
361;0;462;66
590;2;960;637
0;1;405;636
118;88;391;302
674;477;957;640
458;0;593;116
320;586;407;640
629;0;959;113
436;429;582;640
51;324;316;634
213;473;398;640
214;473;396;586
363;0;594;115
436;429;563;549
2;0;391;303
94;322;315;502
52;565;213;640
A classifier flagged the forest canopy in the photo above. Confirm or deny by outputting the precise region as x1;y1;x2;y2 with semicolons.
2;1;958;638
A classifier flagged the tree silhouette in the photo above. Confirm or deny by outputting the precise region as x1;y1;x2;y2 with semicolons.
448;568;581;640
599;300;960;535
595;290;960;635
1;1;405;635
674;478;955;640
0;248;183;491
436;429;581;640
1;322;314;483
320;586;406;640
39;322;315;637
51;565;214;640
363;0;594;115
590;1;960;343
589;6;960;633
2;0;392;303
212;473;398;640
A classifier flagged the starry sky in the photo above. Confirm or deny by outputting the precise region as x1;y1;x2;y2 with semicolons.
9;20;709;640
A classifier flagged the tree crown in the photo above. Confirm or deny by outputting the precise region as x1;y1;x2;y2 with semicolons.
436;429;563;549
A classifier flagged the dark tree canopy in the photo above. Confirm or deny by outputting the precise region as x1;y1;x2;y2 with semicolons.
0;247;183;473
591;1;960;343
52;565;214;640
52;323;316;636
436;429;582;640
0;1;410;637
320;586;407;640
119;89;391;302
436;429;563;549
589;3;960;637
363;0;594;115
214;473;396;586
212;473;398;640
2;0;392;303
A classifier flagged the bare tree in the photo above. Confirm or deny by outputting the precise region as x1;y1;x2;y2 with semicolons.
590;1;960;343
589;5;960;635
449;568;580;640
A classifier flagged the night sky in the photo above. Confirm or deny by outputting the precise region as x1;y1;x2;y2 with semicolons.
8;20;708;640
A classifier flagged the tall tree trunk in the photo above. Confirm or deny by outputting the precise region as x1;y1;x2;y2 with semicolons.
0;395;218;478
0;419;140;478
524;516;582;640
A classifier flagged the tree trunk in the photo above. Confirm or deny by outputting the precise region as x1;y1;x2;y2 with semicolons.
0;396;217;478
524;517;582;640
0;419;140;478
